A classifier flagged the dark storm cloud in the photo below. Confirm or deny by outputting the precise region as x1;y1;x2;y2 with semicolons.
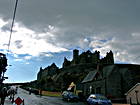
0;0;140;63
1;23;11;32
14;40;23;49
0;0;139;32
1;0;140;83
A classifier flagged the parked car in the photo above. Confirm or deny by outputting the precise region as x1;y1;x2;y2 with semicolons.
30;88;39;95
62;91;79;102
25;87;39;95
87;94;112;105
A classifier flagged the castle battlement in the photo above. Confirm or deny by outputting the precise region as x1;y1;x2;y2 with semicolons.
63;49;114;68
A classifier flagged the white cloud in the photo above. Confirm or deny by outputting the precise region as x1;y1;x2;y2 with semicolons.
0;0;140;65
0;19;68;57
48;25;55;31
24;56;32;60
44;53;53;57
25;62;30;65
13;53;19;58
14;58;23;62
0;18;7;27
1;17;140;64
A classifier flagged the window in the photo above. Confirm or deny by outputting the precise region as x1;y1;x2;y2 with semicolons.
96;87;101;94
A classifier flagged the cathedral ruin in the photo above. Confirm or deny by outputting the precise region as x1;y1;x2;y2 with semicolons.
36;49;140;102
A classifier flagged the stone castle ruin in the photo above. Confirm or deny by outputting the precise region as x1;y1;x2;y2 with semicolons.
35;49;140;102
63;49;114;68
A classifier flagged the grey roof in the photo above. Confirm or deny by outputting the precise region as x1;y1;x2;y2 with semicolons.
103;65;116;78
81;70;98;83
53;73;62;82
125;83;140;95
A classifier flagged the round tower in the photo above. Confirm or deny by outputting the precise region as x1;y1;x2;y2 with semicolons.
73;49;79;64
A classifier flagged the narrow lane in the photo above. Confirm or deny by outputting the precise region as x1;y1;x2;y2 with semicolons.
4;88;130;105
13;88;86;105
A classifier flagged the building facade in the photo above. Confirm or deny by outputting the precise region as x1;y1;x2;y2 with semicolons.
36;49;140;102
125;83;140;104
81;64;140;102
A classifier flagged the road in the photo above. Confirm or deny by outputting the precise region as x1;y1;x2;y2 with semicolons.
4;88;130;105
11;88;86;105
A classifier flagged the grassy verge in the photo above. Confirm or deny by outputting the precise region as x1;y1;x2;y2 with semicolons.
41;90;62;97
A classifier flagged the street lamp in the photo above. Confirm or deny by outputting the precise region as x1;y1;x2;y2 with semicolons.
89;86;92;94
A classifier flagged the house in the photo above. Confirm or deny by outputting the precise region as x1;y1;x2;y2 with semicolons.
125;83;140;104
35;49;140;102
81;64;138;103
81;65;122;99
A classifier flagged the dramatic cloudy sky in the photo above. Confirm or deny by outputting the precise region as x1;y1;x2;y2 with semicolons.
0;0;140;83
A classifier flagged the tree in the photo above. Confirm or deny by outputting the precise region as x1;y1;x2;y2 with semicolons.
0;53;7;83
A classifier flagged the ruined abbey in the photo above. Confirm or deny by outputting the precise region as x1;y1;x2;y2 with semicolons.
63;49;114;68
36;49;140;102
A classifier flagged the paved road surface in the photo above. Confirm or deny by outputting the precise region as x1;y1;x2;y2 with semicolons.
4;88;130;105
5;88;86;105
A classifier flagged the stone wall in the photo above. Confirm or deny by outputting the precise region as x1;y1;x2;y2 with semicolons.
126;84;140;104
63;49;114;68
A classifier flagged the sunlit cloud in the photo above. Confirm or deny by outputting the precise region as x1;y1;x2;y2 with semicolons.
0;19;68;57
25;62;30;65
44;53;53;57
1;0;140;83
0;18;8;27
24;56;32;60
14;58;23;62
